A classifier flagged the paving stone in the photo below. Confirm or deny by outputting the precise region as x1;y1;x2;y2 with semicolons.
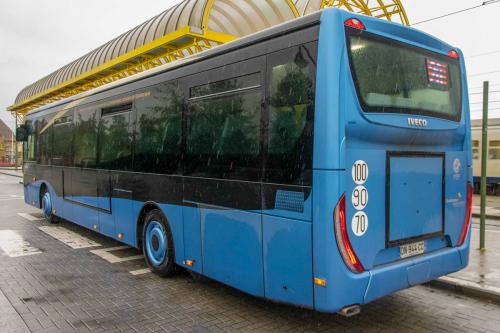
1;176;500;332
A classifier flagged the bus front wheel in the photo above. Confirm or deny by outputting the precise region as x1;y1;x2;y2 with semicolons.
142;209;176;277
41;188;58;224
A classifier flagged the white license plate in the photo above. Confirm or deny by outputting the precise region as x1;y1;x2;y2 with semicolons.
400;241;425;259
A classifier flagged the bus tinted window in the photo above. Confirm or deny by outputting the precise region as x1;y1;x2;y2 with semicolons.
74;107;98;168
98;101;134;171
135;83;182;174
348;30;462;121
186;82;262;181
190;73;260;98
25;121;36;162
265;43;316;186
37;117;52;165
52;111;74;166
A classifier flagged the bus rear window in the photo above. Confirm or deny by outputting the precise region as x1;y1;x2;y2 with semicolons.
347;30;462;121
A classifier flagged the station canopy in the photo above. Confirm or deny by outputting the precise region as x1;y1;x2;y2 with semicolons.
9;0;408;115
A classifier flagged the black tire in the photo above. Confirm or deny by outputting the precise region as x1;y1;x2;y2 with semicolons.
40;188;58;224
142;209;177;277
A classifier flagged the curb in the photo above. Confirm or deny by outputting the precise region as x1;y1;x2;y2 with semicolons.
0;171;22;179
430;276;500;303
472;213;500;221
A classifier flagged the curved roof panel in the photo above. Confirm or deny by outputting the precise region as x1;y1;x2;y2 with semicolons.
14;0;209;104
294;0;409;24
11;0;408;113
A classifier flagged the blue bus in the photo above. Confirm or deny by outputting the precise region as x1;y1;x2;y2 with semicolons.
19;9;472;314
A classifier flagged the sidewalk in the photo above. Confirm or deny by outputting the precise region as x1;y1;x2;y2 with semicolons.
0;168;22;178
433;227;500;302
472;194;500;220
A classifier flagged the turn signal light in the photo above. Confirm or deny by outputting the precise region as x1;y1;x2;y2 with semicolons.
117;233;123;239
345;18;366;30
448;50;459;59
184;260;194;267
458;183;473;246
334;194;364;273
314;277;327;287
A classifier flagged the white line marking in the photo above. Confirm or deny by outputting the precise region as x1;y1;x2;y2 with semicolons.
0;230;42;257
90;246;143;263
129;268;151;276
17;213;43;222
38;226;101;249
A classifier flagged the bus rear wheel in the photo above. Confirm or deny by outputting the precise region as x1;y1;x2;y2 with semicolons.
142;209;176;277
41;188;58;224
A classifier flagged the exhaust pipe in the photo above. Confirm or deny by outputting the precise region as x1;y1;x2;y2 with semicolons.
338;304;361;317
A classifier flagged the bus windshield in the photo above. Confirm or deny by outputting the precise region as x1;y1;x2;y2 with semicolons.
347;30;462;122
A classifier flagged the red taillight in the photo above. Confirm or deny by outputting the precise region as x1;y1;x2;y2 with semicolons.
458;183;473;246
334;194;364;273
344;18;366;30
448;50;459;59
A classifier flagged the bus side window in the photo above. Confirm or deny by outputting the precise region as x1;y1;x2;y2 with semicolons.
265;42;317;186
98;100;134;171
25;120;36;162
36;116;54;165
73;107;98;169
134;83;182;175
186;72;262;181
52;111;74;167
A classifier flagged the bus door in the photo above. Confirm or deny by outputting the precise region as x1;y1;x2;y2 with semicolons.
51;109;74;221
71;105;99;230
182;57;266;296
97;98;135;244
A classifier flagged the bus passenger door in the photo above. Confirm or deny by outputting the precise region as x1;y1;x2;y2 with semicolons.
182;57;266;296
72;105;99;230
97;169;113;237
97;97;135;245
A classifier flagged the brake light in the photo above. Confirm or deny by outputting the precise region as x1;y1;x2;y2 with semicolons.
334;194;364;273
458;183;473;246
448;50;459;59
344;18;366;30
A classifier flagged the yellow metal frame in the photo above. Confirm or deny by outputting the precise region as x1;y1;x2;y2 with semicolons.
8;27;235;114
322;0;409;25
9;0;408;115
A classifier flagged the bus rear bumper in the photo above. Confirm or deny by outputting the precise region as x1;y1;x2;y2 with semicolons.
363;245;468;304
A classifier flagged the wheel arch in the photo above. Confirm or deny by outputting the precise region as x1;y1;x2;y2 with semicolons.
136;201;163;249
39;182;48;209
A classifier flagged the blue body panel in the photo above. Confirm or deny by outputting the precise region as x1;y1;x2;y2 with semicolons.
389;156;443;242
24;8;472;313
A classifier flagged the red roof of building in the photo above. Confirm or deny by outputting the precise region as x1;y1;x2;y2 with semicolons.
0;119;14;140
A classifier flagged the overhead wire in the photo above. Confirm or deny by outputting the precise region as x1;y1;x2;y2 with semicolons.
468;49;500;59
469;90;500;95
469;70;500;77
412;0;500;25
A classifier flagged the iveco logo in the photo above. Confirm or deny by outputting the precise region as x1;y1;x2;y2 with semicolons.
408;118;428;127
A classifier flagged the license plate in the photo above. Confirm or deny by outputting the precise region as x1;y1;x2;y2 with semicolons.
400;241;425;259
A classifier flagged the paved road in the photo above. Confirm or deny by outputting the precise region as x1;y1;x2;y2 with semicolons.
1;174;500;333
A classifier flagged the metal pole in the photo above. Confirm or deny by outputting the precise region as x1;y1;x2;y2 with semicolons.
480;81;489;251
14;112;18;171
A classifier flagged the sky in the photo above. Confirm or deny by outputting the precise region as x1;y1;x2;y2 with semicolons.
0;0;499;130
